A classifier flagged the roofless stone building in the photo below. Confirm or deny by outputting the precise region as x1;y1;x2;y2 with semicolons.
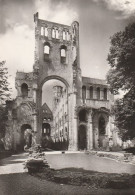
5;13;119;151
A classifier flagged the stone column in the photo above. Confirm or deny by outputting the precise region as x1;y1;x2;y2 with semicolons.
68;92;78;151
86;86;89;100
106;115;111;137
33;113;37;133
100;88;104;100
87;110;93;150
33;83;38;103
93;87;97;99
48;28;52;40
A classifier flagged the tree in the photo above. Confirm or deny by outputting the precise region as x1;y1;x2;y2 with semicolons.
107;22;135;141
0;61;11;149
0;106;8;137
0;61;11;104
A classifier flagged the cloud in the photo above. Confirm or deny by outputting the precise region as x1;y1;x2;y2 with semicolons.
94;0;135;19
0;0;134;99
35;0;78;24
0;0;35;34
0;0;78;98
0;24;34;97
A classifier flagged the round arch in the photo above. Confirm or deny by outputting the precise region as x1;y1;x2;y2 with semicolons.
20;124;32;151
42;123;51;136
21;83;28;97
78;109;88;122
40;75;69;90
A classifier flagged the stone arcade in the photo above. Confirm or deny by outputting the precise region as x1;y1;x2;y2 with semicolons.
5;13;118;151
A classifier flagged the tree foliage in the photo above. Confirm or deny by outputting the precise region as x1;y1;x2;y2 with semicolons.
107;22;135;141
0;106;8;138
0;61;11;143
0;61;11;104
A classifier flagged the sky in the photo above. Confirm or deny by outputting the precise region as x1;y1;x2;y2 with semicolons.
0;0;135;98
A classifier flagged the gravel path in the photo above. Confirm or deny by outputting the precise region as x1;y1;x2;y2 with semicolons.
46;153;135;175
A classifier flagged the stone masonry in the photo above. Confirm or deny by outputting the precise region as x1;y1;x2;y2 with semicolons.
5;12;118;151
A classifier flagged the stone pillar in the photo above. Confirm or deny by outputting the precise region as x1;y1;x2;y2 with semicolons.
33;83;38;103
33;113;37;133
106;115;111;137
68;92;78;151
86;86;89;99
93;87;97;99
48;27;52;39
87;110;93;150
100;88;104;100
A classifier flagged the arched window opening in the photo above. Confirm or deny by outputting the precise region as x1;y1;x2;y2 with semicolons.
97;87;100;99
45;27;48;37
66;31;70;40
104;88;107;100
79;109;87;122
21;83;28;97
60;46;67;63
42;123;51;136
52;28;55;38
98;116;106;135
44;43;50;60
89;86;93;99
61;49;66;57
82;86;86;100
56;29;59;39
63;31;66;40
44;45;50;54
41;27;44;36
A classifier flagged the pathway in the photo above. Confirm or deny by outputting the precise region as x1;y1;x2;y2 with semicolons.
0;152;135;195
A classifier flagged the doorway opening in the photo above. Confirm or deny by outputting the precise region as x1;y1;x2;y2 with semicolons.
78;125;87;150
20;124;32;151
98;116;106;147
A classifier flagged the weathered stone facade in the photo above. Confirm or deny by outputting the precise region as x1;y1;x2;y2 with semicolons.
5;13;118;151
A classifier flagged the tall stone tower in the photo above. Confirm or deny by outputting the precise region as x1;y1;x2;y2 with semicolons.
33;12;82;150
53;86;63;107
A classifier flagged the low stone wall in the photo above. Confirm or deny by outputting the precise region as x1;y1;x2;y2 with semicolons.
88;151;134;163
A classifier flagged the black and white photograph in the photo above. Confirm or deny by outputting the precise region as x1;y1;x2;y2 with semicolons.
0;0;135;194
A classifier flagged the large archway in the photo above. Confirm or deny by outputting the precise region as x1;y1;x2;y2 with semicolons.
78;125;87;150
20;124;32;151
40;75;69;89
41;78;69;150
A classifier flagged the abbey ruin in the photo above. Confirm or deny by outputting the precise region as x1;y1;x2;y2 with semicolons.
5;13;120;151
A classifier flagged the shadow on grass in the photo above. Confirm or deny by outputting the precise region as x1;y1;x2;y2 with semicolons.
0;151;13;160
32;167;135;189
